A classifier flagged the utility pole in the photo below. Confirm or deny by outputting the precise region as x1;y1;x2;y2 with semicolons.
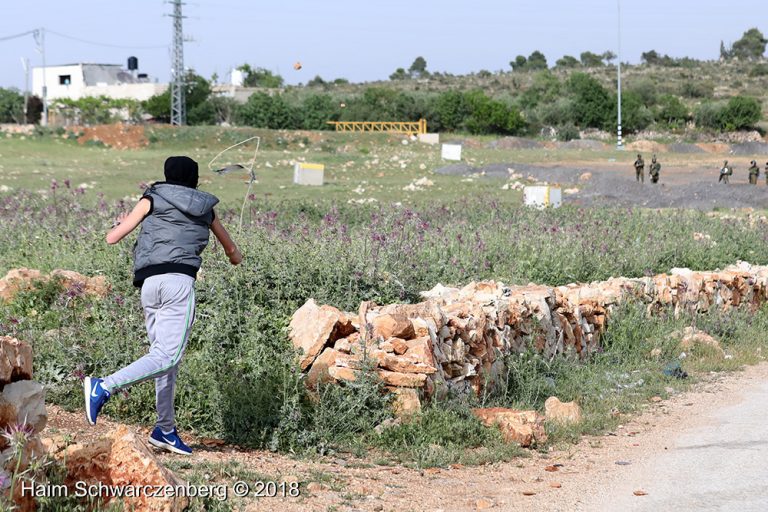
169;0;186;126
20;57;30;124
616;0;623;149
33;28;47;127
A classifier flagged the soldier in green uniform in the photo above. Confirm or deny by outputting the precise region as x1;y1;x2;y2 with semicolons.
748;160;759;185
719;160;731;184
633;154;645;183
649;155;661;184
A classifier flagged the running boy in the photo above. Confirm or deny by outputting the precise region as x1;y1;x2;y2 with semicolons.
84;156;242;455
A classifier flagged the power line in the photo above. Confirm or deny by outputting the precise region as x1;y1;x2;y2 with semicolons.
0;29;37;42
46;29;168;49
0;27;167;49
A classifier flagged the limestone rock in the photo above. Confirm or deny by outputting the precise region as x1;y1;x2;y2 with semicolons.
50;269;111;297
0;268;110;303
379;354;437;374
60;426;189;512
290;299;355;371
677;327;725;358
472;408;547;447
305;348;340;390
328;366;358;382
0;269;45;302
544;397;583;424
377;370;427;388
0;336;33;385
371;314;415;340
389;337;409;355
2;380;46;434
391;388;421;418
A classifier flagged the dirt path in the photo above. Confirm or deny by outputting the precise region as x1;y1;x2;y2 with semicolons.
45;363;768;511
581;364;768;512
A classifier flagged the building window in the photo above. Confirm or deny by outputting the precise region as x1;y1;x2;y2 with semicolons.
59;75;71;85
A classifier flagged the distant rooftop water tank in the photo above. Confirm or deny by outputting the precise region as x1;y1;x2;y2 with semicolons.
127;56;138;71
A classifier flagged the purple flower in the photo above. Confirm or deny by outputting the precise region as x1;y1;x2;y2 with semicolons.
64;179;71;189
2;423;33;452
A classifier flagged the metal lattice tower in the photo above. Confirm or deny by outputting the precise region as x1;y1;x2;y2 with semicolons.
170;0;185;126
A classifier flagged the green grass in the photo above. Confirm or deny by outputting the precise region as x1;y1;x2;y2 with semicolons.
0;126;743;209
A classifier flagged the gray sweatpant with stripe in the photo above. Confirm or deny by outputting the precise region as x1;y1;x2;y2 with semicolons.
102;273;195;432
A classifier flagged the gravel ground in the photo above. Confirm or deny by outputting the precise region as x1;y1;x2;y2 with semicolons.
668;143;706;154
437;162;768;210
729;142;768;156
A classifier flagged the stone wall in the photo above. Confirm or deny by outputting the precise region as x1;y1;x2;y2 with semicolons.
290;262;768;410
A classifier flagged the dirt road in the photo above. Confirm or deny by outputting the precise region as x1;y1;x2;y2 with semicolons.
582;365;768;512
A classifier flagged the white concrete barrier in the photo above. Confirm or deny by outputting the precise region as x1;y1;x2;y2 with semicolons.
523;186;562;209
293;162;324;186
441;143;462;161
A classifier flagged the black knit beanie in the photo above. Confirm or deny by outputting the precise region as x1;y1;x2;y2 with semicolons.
164;156;199;188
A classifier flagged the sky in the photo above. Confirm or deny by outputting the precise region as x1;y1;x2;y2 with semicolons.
0;0;766;90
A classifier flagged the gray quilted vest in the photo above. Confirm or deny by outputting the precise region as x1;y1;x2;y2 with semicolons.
132;183;219;287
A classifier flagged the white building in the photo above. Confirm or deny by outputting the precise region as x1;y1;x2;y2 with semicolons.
32;63;167;102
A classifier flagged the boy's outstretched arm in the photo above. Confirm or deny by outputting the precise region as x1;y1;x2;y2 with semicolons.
106;198;151;245
211;217;243;265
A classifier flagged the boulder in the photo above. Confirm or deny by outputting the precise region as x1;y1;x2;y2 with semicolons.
60;426;189;512
371;314;415;340
0;336;33;385
677;327;725;358
0;269;45;302
305;348;340;390
50;269;110;297
544;397;583;424
472;408;547;447
0;268;110;303
391;388;421;418
289;299;355;371
2;381;46;434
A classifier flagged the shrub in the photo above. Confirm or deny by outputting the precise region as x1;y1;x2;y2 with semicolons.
694;96;762;131
299;94;339;130
518;72;561;110
720;95;762;130
619;91;654;133
655;94;689;127
464;91;526;135
694;102;725;130
431;91;468;132
237;93;298;129
567;72;613;129
556;124;580;141
748;63;768;77
679;80;714;99
0;87;24;124
626;78;658;107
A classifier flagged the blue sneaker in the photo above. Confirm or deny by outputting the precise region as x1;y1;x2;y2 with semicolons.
148;427;193;455
84;377;110;425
